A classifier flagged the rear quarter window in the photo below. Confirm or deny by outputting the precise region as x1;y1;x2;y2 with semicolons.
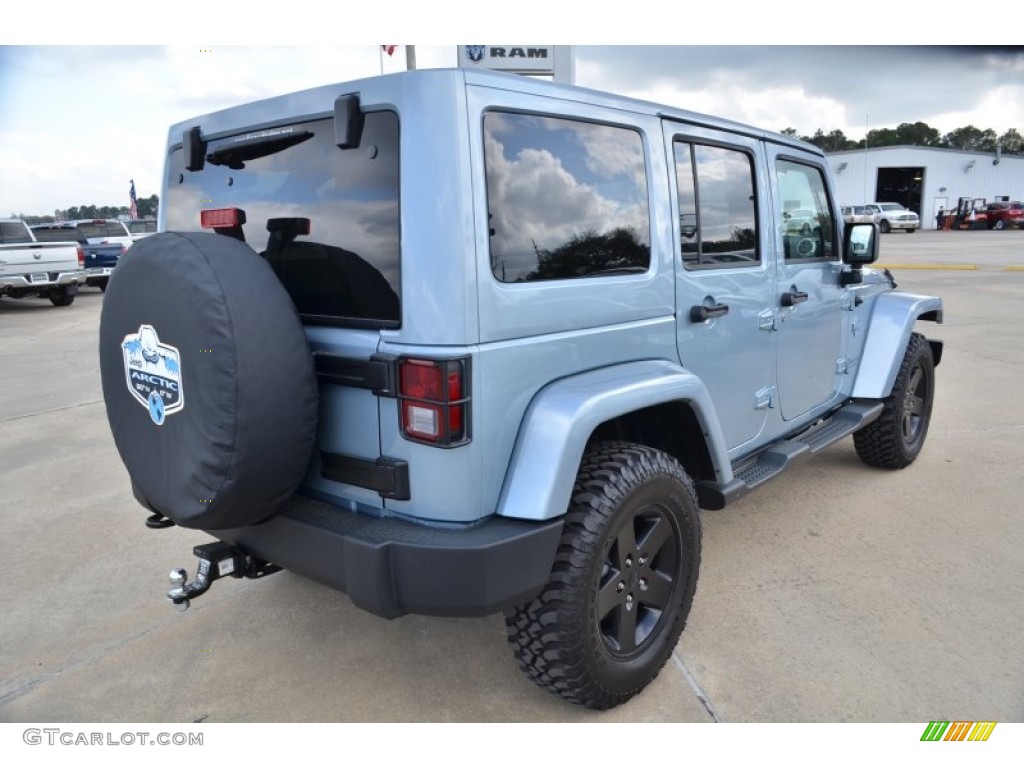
484;111;651;283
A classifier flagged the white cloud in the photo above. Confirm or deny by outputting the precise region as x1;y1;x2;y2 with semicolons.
3;45;1022;217
928;85;1024;137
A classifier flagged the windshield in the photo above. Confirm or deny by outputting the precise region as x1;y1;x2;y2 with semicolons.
879;204;904;212
165;112;401;328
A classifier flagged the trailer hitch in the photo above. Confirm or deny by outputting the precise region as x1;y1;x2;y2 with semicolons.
167;541;281;611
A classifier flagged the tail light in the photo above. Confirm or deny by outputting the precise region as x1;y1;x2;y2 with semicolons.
76;246;85;268
201;208;246;228
398;357;470;446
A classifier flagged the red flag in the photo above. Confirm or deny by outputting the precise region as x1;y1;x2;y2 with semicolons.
382;45;396;56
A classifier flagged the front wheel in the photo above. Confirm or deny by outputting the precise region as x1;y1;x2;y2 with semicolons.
994;220;1005;231
504;442;702;709
854;333;934;468
879;219;892;233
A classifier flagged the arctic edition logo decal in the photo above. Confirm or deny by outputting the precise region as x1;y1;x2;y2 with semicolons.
122;325;183;425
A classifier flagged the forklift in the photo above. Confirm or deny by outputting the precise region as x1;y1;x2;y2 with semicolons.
954;197;988;230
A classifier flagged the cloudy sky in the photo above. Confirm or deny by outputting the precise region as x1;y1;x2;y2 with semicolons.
2;42;1021;217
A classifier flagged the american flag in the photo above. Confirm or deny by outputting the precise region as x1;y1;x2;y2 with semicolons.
129;180;139;219
381;45;396;56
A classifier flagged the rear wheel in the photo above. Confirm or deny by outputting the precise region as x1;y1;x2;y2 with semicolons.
994;220;1005;231
854;333;934;469
504;442;701;709
49;287;75;307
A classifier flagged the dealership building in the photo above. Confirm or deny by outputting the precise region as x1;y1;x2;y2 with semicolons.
827;145;1024;229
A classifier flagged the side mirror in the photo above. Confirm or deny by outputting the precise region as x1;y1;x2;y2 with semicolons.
843;222;879;266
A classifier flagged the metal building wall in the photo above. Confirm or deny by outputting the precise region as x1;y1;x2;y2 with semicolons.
827;146;1024;229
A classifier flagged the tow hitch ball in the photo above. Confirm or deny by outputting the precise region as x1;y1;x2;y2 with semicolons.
168;542;281;611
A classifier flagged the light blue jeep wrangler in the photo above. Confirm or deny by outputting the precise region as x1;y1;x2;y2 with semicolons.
99;69;942;710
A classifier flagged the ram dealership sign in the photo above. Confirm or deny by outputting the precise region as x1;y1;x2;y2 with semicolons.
458;45;574;83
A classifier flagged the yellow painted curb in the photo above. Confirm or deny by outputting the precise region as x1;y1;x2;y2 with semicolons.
874;263;977;271
1003;266;1024;272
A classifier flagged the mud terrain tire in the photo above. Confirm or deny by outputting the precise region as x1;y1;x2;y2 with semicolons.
504;442;701;709
854;332;934;469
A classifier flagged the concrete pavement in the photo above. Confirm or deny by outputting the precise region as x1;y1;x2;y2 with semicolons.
1;235;1021;722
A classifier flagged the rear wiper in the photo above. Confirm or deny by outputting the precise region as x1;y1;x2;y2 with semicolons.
206;128;314;169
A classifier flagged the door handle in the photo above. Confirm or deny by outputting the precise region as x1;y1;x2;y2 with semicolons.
781;291;808;307
690;303;730;322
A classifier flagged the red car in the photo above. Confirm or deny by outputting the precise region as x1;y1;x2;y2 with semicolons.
986;201;1024;230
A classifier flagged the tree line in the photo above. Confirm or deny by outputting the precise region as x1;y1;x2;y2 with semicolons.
781;123;1024;155
10;194;159;225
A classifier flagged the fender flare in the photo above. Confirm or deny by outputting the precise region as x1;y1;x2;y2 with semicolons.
852;292;943;399
496;360;730;522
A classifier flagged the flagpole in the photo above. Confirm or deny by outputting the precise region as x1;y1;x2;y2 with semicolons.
379;46;385;75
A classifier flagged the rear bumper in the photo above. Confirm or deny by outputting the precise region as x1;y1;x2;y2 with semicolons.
211;496;563;619
0;270;86;291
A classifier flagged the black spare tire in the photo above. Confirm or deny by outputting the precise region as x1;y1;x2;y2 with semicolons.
99;232;318;530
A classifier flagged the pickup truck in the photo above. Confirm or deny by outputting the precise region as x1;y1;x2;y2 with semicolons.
127;219;159;241
0;219;85;306
864;202;919;233
73;218;134;250
31;223;126;291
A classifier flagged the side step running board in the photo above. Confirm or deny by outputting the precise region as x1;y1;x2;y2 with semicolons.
697;400;883;510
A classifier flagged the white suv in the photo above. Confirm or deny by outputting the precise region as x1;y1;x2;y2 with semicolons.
865;203;919;233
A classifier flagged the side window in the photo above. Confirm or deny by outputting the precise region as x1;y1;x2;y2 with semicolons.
674;141;759;268
484;112;651;283
776;159;836;261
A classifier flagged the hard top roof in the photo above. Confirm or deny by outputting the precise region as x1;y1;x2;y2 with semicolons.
166;68;819;157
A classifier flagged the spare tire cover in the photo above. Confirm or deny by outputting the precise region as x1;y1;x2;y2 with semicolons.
99;232;318;530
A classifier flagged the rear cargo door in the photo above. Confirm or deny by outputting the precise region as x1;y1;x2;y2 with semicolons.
163;111;402;509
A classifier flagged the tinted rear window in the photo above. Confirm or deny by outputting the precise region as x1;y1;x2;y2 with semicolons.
78;221;128;239
31;227;84;243
0;222;32;244
166;113;401;327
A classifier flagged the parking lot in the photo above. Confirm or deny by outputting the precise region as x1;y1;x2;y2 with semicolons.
1;230;1022;723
